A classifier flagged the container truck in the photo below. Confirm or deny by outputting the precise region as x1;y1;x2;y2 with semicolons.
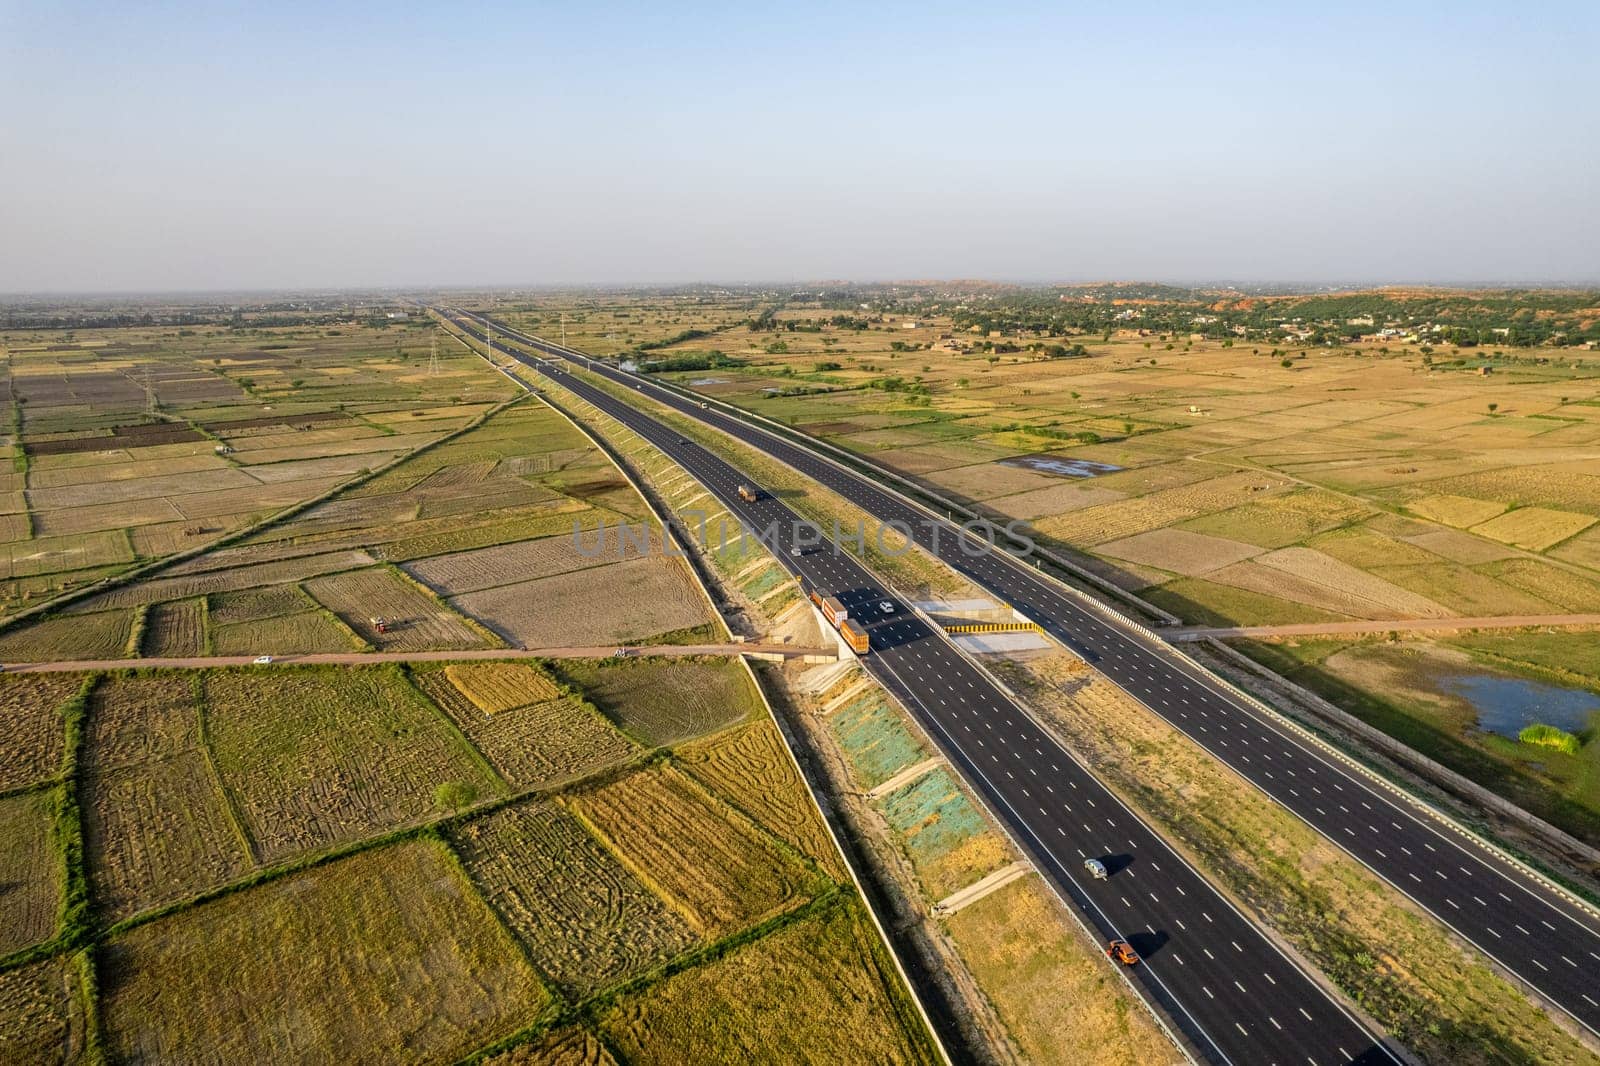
838;618;871;655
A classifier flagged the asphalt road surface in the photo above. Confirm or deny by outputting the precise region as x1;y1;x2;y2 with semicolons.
456;308;1600;1048
443;309;1400;1066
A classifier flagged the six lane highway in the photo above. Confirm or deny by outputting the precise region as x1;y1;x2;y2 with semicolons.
455;308;1600;1049
443;308;1398;1065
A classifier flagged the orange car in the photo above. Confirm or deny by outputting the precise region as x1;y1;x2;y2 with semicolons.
1107;939;1140;966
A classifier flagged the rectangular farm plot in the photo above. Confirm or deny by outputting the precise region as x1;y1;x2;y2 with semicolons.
0;957;81;1064
413;670;637;788
203;668;504;862
140;599;207;658
677;719;844;877
305;567;494;651
1470;507;1598;552
450;556;711;650
557;658;759;747
1406;494;1509;529
210;610;362;656
82;675;252;919
99;840;546;1066
568;767;816;939
1210;548;1453;620
598;900;931;1066
0;789;61;955
442;662;561;712
451;801;697;999
404;529;658;596
1095;528;1262;577
0;674;80;790
0;610;134;662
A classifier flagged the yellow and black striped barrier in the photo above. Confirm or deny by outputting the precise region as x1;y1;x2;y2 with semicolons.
942;622;1043;634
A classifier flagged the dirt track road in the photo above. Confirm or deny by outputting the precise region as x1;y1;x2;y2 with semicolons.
1167;613;1600;641
0;642;834;673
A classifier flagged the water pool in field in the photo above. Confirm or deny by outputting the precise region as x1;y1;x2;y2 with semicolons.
1000;454;1123;479
1441;672;1600;738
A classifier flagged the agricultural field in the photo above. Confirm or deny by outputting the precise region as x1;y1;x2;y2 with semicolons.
0;789;60;955
202;667;503;861
677;717;845;876
0;957;81;1064
411;666;638;788
98;840;548;1065
596;898;934;1065
0;316;512;618
0;378;696;660
0;673;79;790
554;657;761;746
560;294;1600;634
303;566;493;651
82;674;251;921
449;800;697;997
567;766;818;939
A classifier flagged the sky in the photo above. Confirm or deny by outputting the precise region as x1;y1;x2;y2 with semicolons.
2;1;1596;292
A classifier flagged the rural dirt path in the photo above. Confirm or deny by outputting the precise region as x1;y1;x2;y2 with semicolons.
1166;613;1600;641
1;642;834;673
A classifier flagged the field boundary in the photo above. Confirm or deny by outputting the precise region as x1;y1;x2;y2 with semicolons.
0;392;532;638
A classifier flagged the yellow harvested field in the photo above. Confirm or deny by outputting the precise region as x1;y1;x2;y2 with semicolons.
1469;506;1598;552
1096;528;1262;576
1406;494;1510;528
444;662;561;713
1252;547;1453;617
1398;528;1518;564
568;767;813;938
1033;496;1200;546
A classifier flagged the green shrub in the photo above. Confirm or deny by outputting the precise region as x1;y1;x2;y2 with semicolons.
1518;723;1581;755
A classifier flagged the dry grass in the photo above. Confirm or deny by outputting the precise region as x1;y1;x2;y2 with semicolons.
444;661;561;712
0;789;61;955
0;957;81;1065
413;670;637;789
99;840;547;1065
450;800;697;999
0;674;79;789
304;567;494;651
140;598;206;657
0;609;134;662
1096;527;1262;576
568;767;815;939
598;900;934;1066
556;658;759;747
1470;506;1598;551
943;874;1174;1066
203;667;503;862
450;557;710;649
677;718;845;878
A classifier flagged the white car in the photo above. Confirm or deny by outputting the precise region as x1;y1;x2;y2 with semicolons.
253;655;273;665
1084;858;1108;880
878;600;895;614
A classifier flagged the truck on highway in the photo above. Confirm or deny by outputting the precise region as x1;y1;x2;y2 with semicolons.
809;590;870;655
838;618;871;655
810;591;848;627
736;483;759;503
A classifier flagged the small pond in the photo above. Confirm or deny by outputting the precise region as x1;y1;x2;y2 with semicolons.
1441;673;1600;738
1000;454;1123;479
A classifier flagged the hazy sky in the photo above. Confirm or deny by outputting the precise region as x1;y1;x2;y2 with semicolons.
3;1;1596;292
